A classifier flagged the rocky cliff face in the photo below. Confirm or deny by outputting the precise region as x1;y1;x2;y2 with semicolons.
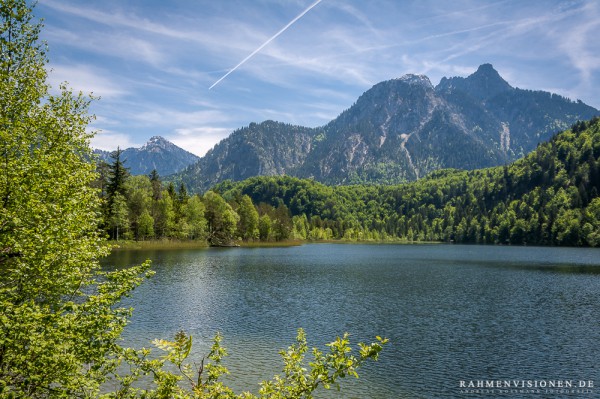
95;136;199;176
295;75;438;183
175;64;599;191
296;71;512;184
435;63;598;158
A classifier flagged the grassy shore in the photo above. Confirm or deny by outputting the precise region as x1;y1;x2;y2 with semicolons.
238;239;303;248
310;238;442;245
110;239;210;251
110;239;304;251
110;238;440;251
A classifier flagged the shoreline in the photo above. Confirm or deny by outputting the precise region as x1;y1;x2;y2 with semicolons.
110;239;303;251
110;239;210;251
109;238;444;251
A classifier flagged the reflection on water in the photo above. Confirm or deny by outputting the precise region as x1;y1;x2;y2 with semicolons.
103;244;600;398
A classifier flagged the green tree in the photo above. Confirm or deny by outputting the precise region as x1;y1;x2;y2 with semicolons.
106;147;130;238
124;175;153;239
259;214;273;241
0;0;151;395
271;204;293;241
292;214;309;239
180;195;207;240
110;192;130;241
138;209;155;240
92;159;110;199
173;182;189;228
237;194;259;240
166;181;176;200
149;168;162;201
553;208;582;245
154;190;175;238
177;182;188;205
203;190;239;245
123;329;387;398
106;147;129;205
584;197;600;246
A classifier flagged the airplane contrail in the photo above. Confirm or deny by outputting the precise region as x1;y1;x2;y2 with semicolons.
209;0;323;90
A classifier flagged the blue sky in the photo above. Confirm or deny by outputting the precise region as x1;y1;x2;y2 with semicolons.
36;0;600;156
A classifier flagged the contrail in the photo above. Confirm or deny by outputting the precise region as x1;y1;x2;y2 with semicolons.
209;0;323;90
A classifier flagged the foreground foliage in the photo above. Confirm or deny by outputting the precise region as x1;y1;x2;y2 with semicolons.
105;330;387;399
0;0;152;395
1;1;386;397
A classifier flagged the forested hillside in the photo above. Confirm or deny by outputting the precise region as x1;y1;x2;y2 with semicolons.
178;121;318;192
216;117;600;246
106;117;600;247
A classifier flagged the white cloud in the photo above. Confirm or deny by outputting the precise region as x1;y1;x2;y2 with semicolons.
132;108;232;128
167;127;233;157
399;56;476;83
126;107;237;156
39;0;211;44
554;2;600;82
44;26;173;71
90;129;140;151
47;64;128;98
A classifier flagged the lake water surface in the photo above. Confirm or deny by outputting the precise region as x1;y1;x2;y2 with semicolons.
104;244;600;398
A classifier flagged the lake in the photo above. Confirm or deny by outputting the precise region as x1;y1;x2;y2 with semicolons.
104;243;600;398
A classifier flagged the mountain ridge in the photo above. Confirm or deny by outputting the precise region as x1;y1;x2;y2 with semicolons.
94;136;199;176
174;64;599;191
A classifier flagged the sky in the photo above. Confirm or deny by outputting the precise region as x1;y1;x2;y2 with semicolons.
36;0;600;157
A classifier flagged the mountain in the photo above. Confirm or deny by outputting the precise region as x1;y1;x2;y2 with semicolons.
178;121;318;191
95;136;199;176
177;64;599;191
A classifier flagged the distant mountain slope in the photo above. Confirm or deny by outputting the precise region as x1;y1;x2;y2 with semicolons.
176;64;599;191
95;136;199;176
178;121;318;192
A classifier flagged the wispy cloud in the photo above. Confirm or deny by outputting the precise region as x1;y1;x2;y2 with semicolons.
90;129;140;151
39;0;212;44
47;64;128;98
412;0;512;24
44;26;166;67
132;109;232;128
553;1;600;82
168;127;233;157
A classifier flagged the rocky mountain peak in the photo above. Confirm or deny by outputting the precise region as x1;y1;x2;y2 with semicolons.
96;136;199;176
474;63;498;75
398;74;434;89
468;63;511;91
148;135;167;144
142;136;170;149
436;63;511;101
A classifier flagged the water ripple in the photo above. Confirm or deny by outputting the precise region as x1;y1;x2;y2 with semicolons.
103;244;600;398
